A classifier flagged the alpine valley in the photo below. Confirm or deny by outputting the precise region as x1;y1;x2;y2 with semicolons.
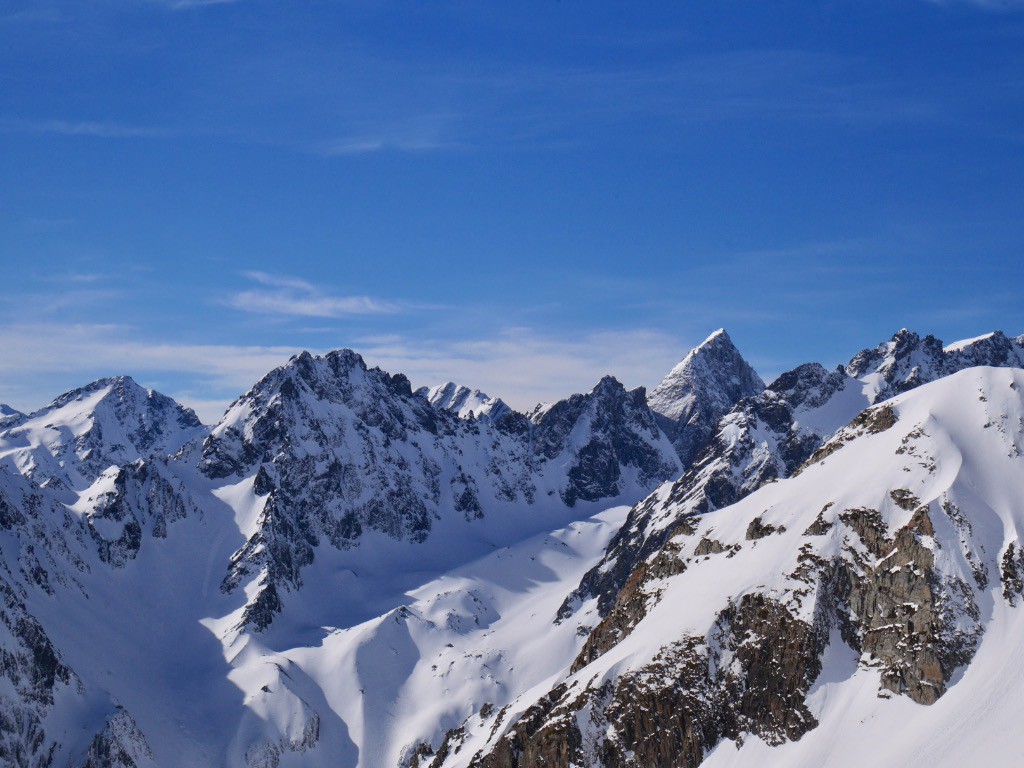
3;327;1024;768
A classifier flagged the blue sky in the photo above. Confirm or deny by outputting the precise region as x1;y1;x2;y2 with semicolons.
2;1;1023;421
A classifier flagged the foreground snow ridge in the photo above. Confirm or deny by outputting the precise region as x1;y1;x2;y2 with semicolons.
1;327;1023;768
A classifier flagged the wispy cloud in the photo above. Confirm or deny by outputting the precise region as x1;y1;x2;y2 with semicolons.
314;136;457;156
165;0;240;9
0;118;173;139
0;322;299;422
924;0;1024;9
0;321;704;423
227;272;400;318
312;113;463;156
0;7;68;25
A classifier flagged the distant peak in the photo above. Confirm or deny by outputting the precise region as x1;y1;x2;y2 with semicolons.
593;374;624;393
324;348;368;370
423;380;511;422
890;328;920;345
648;328;763;431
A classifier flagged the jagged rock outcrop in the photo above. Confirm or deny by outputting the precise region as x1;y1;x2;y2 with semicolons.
79;707;156;768
475;595;829;768
81;458;206;567
0;567;77;768
418;383;513;423
647;329;765;466
201;350;682;631
529;376;681;507
561;328;1024;630
848;329;1024;402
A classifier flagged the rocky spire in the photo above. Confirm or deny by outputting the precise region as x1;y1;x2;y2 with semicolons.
647;329;765;466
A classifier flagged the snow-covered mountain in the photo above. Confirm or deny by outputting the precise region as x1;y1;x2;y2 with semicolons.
441;365;1024;767
418;382;513;423
1;328;1023;767
563;329;1024;624
647;329;765;466
0;375;206;492
0;403;23;428
195;349;688;633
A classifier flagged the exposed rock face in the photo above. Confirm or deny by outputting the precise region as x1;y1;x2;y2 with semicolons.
201;350;531;628
562;329;1024;632
837;503;977;704
530;376;681;507
647;329;765;466
201;351;682;630
0;568;76;768
79;708;156;768
82;459;205;567
474;595;829;768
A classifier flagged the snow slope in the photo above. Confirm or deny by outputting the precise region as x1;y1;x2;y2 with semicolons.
449;366;1024;767
418;383;513;423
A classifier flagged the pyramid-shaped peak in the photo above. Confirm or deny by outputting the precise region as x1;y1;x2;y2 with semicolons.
647;330;764;466
593;374;626;393
697;328;729;347
649;330;763;423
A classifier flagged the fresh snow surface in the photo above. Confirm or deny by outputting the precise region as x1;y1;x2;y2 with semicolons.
943;332;996;352
0;375;206;491
31;475;629;767
420;382;512;422
446;366;1024;767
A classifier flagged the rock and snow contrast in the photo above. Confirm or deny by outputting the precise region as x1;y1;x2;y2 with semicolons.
2;328;1024;767
417;383;513;423
647;329;765;466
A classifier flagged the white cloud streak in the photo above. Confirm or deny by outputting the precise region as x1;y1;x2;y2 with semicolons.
0;118;173;139
228;272;399;318
0;323;298;422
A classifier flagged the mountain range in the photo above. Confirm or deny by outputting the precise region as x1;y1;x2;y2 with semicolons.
1;328;1023;767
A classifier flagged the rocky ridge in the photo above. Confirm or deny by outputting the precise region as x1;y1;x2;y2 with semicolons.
562;329;1024;631
417;383;513;423
437;366;1019;767
199;349;694;631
